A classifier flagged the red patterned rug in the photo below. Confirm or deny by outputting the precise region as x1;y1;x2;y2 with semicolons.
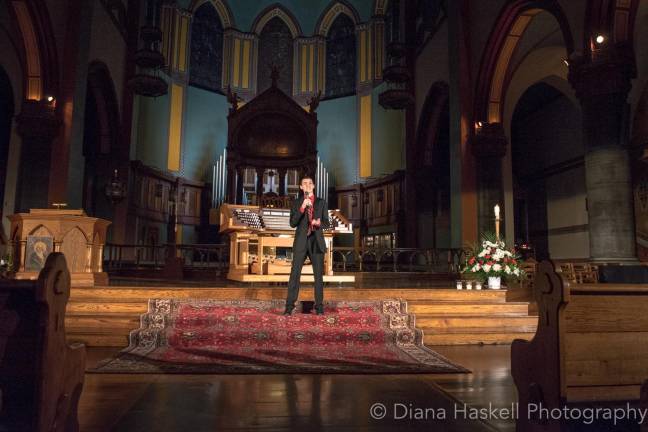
91;299;469;374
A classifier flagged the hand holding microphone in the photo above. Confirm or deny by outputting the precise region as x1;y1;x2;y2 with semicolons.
301;194;313;209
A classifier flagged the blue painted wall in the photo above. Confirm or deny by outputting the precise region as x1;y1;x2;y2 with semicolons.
135;93;170;171
177;0;372;34
182;86;229;181
316;95;358;187
372;83;405;176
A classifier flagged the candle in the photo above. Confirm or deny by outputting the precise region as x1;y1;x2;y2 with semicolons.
494;204;500;219
456;280;463;290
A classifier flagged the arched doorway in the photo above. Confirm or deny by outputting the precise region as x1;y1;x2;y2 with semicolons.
474;1;574;242
82;62;120;226
511;82;586;260
415;82;450;249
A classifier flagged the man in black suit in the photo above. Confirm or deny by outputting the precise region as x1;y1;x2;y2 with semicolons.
284;175;329;316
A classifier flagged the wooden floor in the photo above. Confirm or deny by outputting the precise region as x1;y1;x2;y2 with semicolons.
79;345;516;432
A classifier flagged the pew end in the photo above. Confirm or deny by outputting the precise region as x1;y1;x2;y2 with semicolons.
511;260;648;431
0;252;86;432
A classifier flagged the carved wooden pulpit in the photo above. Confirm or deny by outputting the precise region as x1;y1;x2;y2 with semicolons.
7;209;110;286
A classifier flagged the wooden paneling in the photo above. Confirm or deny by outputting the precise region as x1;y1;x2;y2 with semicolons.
130;161;206;227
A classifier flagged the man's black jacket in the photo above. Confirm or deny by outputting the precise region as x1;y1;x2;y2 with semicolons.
289;195;329;254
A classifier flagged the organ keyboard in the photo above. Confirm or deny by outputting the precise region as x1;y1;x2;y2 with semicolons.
214;204;354;282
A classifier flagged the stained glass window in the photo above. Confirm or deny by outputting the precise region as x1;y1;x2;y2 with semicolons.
257;17;293;95
189;3;223;92
325;14;356;98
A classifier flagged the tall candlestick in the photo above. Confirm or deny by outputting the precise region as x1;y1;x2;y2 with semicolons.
495;204;500;240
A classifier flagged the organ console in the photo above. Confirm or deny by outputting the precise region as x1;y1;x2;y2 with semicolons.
215;203;355;282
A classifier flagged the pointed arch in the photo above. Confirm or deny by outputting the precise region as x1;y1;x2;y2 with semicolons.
474;0;575;125
85;61;120;156
28;224;53;237
189;0;234;28
9;0;59;100
416;82;450;170
316;1;360;36
374;0;389;16
60;226;89;273
251;4;302;38
189;1;225;91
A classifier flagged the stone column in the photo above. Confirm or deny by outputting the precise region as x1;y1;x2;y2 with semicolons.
569;56;637;262
469;123;507;238
15;100;61;211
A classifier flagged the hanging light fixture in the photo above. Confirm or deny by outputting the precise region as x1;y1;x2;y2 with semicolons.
104;169;127;204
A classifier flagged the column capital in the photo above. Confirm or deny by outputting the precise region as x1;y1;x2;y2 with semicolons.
469;122;507;159
568;52;636;101
15;100;60;141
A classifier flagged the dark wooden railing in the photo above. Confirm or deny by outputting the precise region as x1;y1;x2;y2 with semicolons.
331;247;466;273
103;243;229;271
103;243;465;274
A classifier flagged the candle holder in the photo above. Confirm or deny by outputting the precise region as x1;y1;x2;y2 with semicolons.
456;280;463;290
465;280;473;290
475;281;482;290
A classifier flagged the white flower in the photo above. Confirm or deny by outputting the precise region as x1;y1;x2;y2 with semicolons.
513;268;520;276
483;264;492;273
504;266;511;274
492;264;502;272
473;264;481;271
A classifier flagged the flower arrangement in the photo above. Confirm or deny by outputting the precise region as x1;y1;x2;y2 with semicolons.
462;233;524;281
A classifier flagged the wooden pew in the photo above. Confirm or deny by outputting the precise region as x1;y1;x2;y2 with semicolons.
642;381;648;432
0;253;86;431
512;260;648;431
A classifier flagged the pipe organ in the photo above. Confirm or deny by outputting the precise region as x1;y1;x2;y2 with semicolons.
217;204;354;282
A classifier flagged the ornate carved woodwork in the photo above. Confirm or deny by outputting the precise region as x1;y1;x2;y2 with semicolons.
226;78;317;203
130;160;206;227
336;171;405;234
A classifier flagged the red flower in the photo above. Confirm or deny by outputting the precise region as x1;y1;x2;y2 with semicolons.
485;255;491;259
469;257;476;265
512;259;517;264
